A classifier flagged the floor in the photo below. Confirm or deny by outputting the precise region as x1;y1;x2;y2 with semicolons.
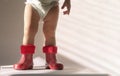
0;65;108;76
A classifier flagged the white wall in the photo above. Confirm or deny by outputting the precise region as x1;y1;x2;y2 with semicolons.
0;0;120;76
57;0;120;76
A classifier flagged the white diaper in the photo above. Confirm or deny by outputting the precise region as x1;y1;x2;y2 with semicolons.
25;0;59;19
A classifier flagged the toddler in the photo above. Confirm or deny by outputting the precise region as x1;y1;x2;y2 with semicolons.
14;0;71;70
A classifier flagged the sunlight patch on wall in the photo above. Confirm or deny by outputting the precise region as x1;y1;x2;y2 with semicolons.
57;0;120;76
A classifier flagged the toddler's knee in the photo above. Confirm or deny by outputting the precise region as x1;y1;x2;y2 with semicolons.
24;26;38;35
43;29;55;37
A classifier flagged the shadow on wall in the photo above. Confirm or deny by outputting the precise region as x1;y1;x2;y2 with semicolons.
0;0;25;65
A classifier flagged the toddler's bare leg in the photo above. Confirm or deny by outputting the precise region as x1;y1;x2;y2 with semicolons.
23;4;40;45
43;5;59;46
14;4;40;70
43;5;63;70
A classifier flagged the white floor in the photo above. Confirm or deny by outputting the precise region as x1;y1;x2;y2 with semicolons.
0;65;108;76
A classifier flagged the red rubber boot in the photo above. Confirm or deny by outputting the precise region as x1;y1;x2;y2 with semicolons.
13;45;35;70
43;46;63;70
